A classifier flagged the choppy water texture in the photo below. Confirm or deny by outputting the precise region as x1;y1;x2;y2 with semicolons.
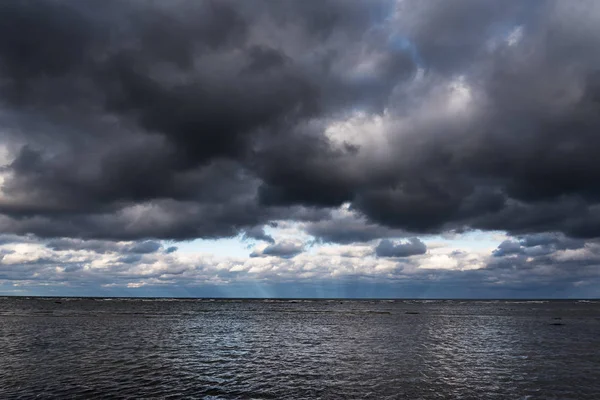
0;298;599;399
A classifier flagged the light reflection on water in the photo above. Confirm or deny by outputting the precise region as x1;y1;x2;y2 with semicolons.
0;298;599;399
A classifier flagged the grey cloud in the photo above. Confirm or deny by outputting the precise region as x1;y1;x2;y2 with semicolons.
46;239;121;253
375;238;427;258
493;233;587;258
492;240;524;257
242;226;275;244
0;0;392;240
165;246;178;254
0;234;38;245
0;0;599;244
250;241;304;259
46;238;162;254
305;215;407;244
63;264;83;273
519;233;584;250
252;0;600;239
127;241;161;254
0;233;599;297
117;254;143;264
487;237;600;289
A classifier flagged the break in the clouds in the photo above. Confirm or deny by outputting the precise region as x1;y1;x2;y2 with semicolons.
1;232;598;298
1;0;600;297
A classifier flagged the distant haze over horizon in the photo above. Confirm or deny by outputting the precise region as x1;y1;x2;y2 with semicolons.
1;0;600;298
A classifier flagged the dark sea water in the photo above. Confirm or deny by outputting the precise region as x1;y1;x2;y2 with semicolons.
0;298;599;399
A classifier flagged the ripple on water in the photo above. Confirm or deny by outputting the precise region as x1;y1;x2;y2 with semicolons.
0;299;599;399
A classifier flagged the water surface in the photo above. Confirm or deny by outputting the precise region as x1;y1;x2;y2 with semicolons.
0;298;598;399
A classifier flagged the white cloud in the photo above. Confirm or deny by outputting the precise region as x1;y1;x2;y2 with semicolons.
0;232;596;294
506;26;523;46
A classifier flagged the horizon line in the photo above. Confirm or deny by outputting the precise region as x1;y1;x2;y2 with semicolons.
1;295;597;301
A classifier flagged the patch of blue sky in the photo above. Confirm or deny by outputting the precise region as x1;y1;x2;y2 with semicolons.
168;236;250;258
387;34;424;69
424;230;506;251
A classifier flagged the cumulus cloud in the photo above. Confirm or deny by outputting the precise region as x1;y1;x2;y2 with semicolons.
493;233;586;257
242;226;275;244
304;205;407;244
487;233;600;292
376;238;427;258
1;1;600;295
165;246;178;254
46;238;164;254
250;241;305;259
0;0;599;242
0;233;597;297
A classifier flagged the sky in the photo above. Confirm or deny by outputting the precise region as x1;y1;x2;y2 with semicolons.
0;0;600;298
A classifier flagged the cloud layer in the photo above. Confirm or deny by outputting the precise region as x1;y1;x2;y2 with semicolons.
1;232;598;298
376;238;427;258
1;1;600;296
0;0;599;241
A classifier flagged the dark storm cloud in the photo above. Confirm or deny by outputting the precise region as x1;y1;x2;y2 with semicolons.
250;241;304;259
375;238;427;258
492;240;524;258
305;215;407;244
0;0;600;243
493;233;586;258
127;241;162;254
46;238;162;254
242;226;275;244
0;0;397;239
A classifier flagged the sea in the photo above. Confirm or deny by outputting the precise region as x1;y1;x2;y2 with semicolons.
0;297;598;399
